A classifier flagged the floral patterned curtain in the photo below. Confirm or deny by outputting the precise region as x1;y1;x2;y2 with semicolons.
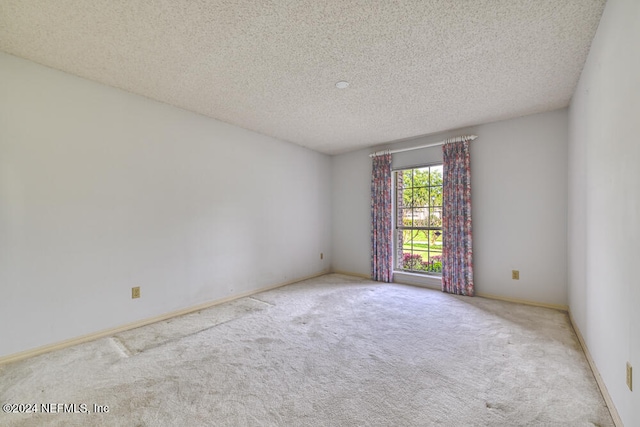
442;138;474;296
371;153;393;282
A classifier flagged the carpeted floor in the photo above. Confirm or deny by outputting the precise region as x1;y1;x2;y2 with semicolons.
0;274;614;426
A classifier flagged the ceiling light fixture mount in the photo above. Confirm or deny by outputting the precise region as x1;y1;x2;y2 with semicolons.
335;81;349;89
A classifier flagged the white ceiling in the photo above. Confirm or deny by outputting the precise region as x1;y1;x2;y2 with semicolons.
0;0;606;155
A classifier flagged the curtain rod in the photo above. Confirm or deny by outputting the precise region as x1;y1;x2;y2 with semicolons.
369;135;478;157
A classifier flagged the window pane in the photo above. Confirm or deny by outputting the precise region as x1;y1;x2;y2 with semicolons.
413;230;428;251
429;207;442;227
427;254;443;273
428;230;443;250
402;229;415;246
412;168;429;187
430;187;442;206
401;252;421;271
400;251;426;272
413;250;429;264
430;165;443;186
402;170;413;189
413;208;428;227
412;187;429;207
403;187;414;208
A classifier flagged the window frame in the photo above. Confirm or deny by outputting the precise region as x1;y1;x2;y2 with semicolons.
393;163;444;276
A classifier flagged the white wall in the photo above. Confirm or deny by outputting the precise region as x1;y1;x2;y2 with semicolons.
568;0;640;424
0;52;331;358
331;109;568;306
472;110;568;305
330;149;372;276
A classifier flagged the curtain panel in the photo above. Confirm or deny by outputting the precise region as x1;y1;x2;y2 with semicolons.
371;153;393;282
442;139;474;296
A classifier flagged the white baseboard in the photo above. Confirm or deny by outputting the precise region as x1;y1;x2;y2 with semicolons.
330;270;371;280
0;271;329;366
390;272;568;312
476;292;568;312
569;311;623;427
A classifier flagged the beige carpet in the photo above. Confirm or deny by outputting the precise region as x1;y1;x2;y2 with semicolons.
0;274;614;426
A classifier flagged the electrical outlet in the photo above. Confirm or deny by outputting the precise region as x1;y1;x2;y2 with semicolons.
512;270;520;280
131;286;141;299
320;253;324;260
627;362;633;391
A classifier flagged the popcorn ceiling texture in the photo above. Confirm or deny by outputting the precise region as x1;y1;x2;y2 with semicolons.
0;0;605;154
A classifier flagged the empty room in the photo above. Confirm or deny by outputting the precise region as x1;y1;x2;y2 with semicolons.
1;0;638;426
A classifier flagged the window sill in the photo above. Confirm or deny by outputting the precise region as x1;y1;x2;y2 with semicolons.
393;271;442;290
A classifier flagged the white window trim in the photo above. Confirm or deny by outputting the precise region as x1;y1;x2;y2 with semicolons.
393;271;442;289
392;163;444;277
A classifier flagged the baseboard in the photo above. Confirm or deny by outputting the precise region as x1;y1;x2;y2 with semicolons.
0;271;329;366
476;291;568;312
330;270;371;280
334;270;569;312
568;311;623;427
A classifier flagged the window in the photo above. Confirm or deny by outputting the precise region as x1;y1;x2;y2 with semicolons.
395;165;443;274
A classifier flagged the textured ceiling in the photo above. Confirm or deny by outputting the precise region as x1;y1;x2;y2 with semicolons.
0;0;606;154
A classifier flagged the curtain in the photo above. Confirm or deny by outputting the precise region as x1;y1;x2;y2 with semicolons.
371;153;393;282
442;138;474;296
